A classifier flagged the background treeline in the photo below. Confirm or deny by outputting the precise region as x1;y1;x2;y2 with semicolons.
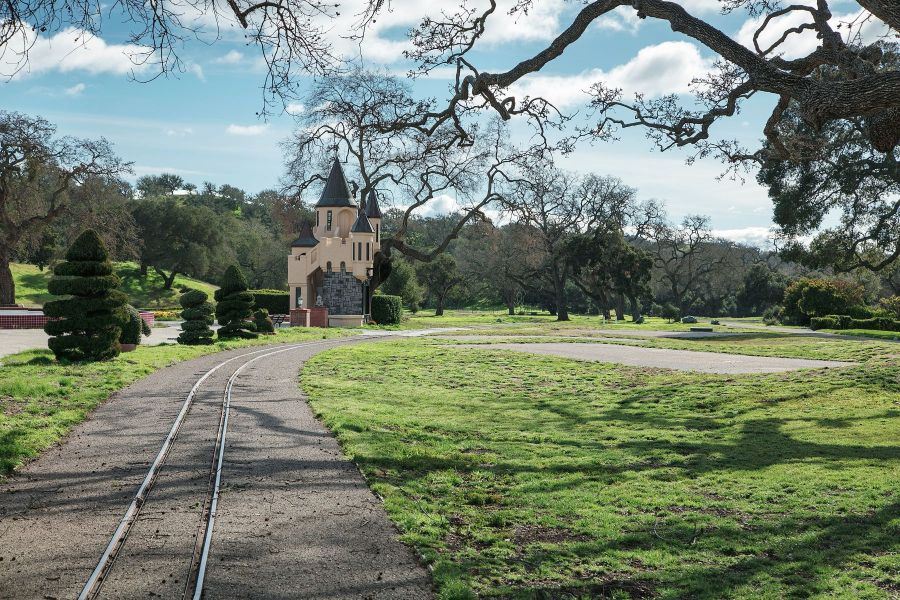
11;172;311;293
9;169;900;322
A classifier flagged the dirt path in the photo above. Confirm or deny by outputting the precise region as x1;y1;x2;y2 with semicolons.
0;339;432;599
451;342;855;373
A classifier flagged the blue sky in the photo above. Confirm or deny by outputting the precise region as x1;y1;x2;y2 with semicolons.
0;0;874;244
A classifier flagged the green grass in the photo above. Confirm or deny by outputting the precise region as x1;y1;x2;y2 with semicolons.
0;327;355;476
303;340;900;599
11;262;218;309
820;329;900;341
429;333;896;362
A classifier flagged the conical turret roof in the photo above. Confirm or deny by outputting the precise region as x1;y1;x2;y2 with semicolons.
351;206;374;234
365;189;383;218
315;158;355;208
290;221;319;247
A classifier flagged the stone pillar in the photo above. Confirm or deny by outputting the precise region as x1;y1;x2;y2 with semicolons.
290;308;310;327
309;306;329;328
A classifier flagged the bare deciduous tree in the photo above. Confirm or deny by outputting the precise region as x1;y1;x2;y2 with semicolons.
0;111;129;304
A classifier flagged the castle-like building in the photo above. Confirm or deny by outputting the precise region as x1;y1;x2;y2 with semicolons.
287;159;382;326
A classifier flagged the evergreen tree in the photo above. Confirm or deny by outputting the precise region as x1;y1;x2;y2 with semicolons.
44;230;128;361
177;289;215;345
215;265;257;339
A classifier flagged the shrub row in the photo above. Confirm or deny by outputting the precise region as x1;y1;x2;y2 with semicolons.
809;314;900;332
372;294;402;325
250;289;290;314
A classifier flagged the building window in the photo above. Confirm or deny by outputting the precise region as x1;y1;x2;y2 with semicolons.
375;224;379;242
316;211;319;227
326;210;333;231
340;261;346;272
295;287;302;308
326;261;332;272
357;242;362;261
352;243;355;260
366;242;370;261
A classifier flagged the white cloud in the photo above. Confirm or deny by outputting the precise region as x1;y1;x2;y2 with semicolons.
509;41;714;108
596;1;721;34
165;127;194;137
214;50;245;64
735;6;892;59
712;227;775;247
187;63;205;81
285;103;306;115
1;26;150;77
226;123;270;136
64;82;86;96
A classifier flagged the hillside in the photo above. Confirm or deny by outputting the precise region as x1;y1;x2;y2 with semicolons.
11;262;218;310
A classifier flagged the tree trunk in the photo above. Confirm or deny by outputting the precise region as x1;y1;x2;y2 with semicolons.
140;261;149;277
155;267;179;290
629;295;642;321
554;279;569;321
0;247;15;306
435;295;445;316
615;293;625;321
507;302;515;315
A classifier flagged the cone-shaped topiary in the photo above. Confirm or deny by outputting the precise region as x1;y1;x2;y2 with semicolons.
178;288;215;345
214;265;257;339
44;230;128;361
120;305;151;347
253;308;275;334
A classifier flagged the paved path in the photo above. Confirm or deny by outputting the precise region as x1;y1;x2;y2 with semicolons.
0;322;189;360
0;339;432;599
451;342;855;373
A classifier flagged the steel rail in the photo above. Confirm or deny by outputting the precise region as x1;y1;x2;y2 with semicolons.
186;343;323;599
77;340;338;600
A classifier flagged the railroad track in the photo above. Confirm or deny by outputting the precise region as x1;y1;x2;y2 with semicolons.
77;339;353;600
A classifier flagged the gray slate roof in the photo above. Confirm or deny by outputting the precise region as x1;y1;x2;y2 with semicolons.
315;159;356;208
290;221;319;247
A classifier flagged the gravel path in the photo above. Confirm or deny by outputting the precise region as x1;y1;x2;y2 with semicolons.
452;342;855;373
0;339;432;599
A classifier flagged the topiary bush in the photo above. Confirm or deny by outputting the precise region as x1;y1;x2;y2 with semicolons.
254;308;276;334
371;294;402;325
215;265;258;339
178;288;215;345
120;305;151;346
250;289;290;314
44;230;128;362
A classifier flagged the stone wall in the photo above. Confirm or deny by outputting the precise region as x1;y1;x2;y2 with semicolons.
321;271;364;315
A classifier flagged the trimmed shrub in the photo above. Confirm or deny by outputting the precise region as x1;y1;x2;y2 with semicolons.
879;295;900;319
809;314;900;332
178;288;214;345
660;303;680;323
215;265;258;339
250;289;290;314
120;305;152;345
783;277;865;325
372;294;402;325
254;308;276;334
44;230;128;361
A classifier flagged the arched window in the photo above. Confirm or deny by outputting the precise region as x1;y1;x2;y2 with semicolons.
326;210;333;231
326;261;332;273
340;261;346;272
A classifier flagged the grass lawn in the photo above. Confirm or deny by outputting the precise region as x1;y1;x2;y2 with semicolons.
11;262;218;309
303;339;900;599
430;332;897;362
0;327;355;476
820;329;900;341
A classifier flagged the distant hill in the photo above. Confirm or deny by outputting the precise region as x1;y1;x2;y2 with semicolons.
11;262;218;310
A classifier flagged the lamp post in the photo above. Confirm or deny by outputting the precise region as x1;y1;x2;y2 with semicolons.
364;266;374;318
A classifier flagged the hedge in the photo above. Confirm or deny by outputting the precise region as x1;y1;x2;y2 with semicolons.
250;289;290;314
810;314;900;332
372;294;402;325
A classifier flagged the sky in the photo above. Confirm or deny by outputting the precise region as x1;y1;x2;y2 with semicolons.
0;0;880;246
